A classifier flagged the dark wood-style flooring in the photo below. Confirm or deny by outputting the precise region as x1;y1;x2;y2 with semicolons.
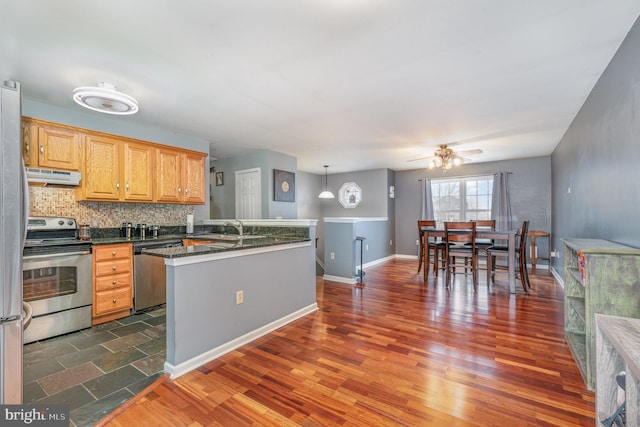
101;259;595;426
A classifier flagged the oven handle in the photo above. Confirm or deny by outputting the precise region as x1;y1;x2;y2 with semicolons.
23;250;91;260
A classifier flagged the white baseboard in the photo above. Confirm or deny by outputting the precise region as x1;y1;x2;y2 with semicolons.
322;274;356;284
550;266;564;287
363;255;395;269
164;303;318;379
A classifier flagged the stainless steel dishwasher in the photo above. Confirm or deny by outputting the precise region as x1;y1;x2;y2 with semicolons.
133;239;182;313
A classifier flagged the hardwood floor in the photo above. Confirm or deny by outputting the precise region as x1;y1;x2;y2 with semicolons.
101;259;595;426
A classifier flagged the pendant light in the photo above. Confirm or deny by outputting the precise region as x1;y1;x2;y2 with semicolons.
318;165;335;199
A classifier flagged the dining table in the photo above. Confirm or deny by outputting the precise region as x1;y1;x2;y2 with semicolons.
421;227;519;293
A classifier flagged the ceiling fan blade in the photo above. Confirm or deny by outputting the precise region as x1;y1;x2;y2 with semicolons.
407;155;435;162
455;148;483;156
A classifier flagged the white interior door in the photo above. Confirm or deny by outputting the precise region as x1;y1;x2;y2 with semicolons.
235;168;261;219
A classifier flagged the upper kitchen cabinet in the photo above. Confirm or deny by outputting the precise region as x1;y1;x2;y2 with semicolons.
22;117;82;171
79;133;154;202
155;147;206;204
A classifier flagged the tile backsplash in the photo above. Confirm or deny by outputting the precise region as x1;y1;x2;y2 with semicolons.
29;186;194;227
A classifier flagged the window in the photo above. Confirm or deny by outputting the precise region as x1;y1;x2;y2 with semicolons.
431;175;493;225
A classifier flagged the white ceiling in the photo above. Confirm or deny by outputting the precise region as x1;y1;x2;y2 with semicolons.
2;1;639;174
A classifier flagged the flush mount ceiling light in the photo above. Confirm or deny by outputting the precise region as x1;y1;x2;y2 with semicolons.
72;82;138;115
318;165;335;199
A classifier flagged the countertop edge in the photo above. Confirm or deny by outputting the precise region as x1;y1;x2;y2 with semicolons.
163;241;312;266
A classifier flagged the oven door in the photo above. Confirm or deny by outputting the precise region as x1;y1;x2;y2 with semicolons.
22;250;92;318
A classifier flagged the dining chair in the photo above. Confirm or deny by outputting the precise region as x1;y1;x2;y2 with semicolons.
444;221;478;288
469;219;496;270
417;220;446;279
486;220;530;293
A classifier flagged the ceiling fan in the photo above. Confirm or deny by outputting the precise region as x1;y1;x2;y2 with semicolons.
408;144;483;170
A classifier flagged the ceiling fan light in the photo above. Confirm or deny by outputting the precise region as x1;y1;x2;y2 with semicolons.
428;160;435;169
445;162;453;170
73;82;138;115
453;157;462;166
434;157;443;167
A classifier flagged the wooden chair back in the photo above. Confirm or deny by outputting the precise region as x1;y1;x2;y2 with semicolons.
474;219;495;229
444;221;476;246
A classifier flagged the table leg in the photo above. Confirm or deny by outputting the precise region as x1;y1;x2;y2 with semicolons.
423;232;430;282
508;233;516;293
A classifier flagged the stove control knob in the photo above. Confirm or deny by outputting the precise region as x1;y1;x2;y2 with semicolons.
58;220;64;226
68;220;74;226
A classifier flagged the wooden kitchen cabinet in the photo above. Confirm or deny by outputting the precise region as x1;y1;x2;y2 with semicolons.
155;146;206;204
122;140;154;201
22;117;82;171
79;133;154;202
92;243;133;324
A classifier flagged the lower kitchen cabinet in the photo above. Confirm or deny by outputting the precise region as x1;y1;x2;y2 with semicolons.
92;243;133;325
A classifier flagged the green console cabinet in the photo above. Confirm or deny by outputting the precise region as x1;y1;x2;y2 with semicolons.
563;238;640;390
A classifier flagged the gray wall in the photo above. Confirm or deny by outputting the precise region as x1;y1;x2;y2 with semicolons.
394;157;552;258
211;149;297;219
23;98;212;221
320;168;390;218
551;16;640;278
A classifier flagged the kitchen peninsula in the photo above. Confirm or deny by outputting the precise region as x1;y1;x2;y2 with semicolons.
142;219;318;378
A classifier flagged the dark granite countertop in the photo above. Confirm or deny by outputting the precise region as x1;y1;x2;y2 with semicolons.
89;233;238;246
140;236;310;258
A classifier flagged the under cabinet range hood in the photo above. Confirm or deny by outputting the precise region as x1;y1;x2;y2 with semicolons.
26;168;81;186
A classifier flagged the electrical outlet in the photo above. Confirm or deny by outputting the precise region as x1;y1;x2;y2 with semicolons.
366;245;369;251
389;240;393;246
236;290;244;305
551;249;559;258
91;217;100;227
416;239;420;246
330;252;335;260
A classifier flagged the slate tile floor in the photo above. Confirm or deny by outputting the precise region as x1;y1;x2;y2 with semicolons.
23;307;166;427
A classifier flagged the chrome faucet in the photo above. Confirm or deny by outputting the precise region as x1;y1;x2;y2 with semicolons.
223;219;243;236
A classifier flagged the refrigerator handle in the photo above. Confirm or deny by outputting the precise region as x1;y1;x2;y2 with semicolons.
21;157;29;246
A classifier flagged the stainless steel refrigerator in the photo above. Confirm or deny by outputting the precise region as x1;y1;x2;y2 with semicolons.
0;80;27;404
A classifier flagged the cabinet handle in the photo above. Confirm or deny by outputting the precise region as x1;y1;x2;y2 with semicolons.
112;251;116;256
185;188;189;194
112;266;117;271
24;129;30;155
126;181;129;191
178;186;182;194
113;298;117;303
40;144;44;155
112;280;117;285
116;180;120;191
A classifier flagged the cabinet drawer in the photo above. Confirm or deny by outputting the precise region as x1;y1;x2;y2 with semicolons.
95;272;132;292
95;259;131;276
94;245;131;261
95;288;132;315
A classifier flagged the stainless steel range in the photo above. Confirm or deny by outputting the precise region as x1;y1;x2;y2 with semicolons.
23;216;92;343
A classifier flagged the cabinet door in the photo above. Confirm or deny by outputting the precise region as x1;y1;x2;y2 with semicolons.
123;141;154;201
155;147;183;202
37;123;81;171
21;120;37;167
84;134;121;200
183;153;206;204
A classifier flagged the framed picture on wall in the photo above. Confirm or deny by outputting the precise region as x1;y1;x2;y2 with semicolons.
215;171;224;186
273;169;295;202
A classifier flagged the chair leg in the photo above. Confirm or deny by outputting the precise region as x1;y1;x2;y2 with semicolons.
520;258;531;292
418;238;423;273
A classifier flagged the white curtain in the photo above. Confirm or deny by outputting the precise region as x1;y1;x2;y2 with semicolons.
420;179;434;220
491;172;512;230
